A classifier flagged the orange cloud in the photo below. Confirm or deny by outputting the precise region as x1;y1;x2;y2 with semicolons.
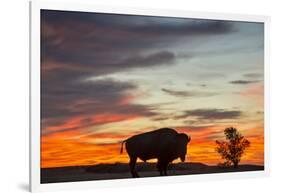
43;113;140;134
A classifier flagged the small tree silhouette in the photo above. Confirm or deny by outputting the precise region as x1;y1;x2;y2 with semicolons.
215;127;250;168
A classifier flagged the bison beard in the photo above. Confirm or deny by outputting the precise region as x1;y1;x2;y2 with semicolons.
120;128;191;177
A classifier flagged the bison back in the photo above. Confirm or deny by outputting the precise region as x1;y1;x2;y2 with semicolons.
125;128;178;160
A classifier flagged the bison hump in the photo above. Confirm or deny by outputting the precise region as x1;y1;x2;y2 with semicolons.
149;128;178;135
125;128;178;157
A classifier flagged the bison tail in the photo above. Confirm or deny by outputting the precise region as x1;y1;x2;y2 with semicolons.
120;140;126;154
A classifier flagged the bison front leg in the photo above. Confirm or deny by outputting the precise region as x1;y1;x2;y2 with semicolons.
163;162;169;176
129;156;139;178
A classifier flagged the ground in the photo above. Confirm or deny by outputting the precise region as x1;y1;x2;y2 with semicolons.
41;162;264;183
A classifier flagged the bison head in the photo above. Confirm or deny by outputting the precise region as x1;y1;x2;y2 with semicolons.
176;133;191;162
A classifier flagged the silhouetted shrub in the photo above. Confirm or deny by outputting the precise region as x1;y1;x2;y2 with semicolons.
215;127;250;168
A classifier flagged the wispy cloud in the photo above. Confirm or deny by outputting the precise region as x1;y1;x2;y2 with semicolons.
243;73;263;79
161;88;218;98
174;108;242;121
229;80;261;85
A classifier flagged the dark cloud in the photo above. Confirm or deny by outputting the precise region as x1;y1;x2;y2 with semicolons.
41;10;235;76
42;10;235;38
229;80;260;85
175;108;242;120
42;78;134;119
161;88;217;97
41;78;158;135
42;51;176;77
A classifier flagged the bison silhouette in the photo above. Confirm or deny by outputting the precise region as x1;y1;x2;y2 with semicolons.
120;128;191;177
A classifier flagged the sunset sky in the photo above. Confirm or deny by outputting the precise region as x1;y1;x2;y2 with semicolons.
41;10;264;168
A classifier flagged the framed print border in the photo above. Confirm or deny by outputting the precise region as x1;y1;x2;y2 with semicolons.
30;0;270;192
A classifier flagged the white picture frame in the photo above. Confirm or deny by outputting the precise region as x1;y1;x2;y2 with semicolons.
30;0;270;192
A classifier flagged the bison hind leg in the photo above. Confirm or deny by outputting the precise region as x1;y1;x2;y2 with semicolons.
163;161;169;176
157;160;164;176
129;156;139;178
